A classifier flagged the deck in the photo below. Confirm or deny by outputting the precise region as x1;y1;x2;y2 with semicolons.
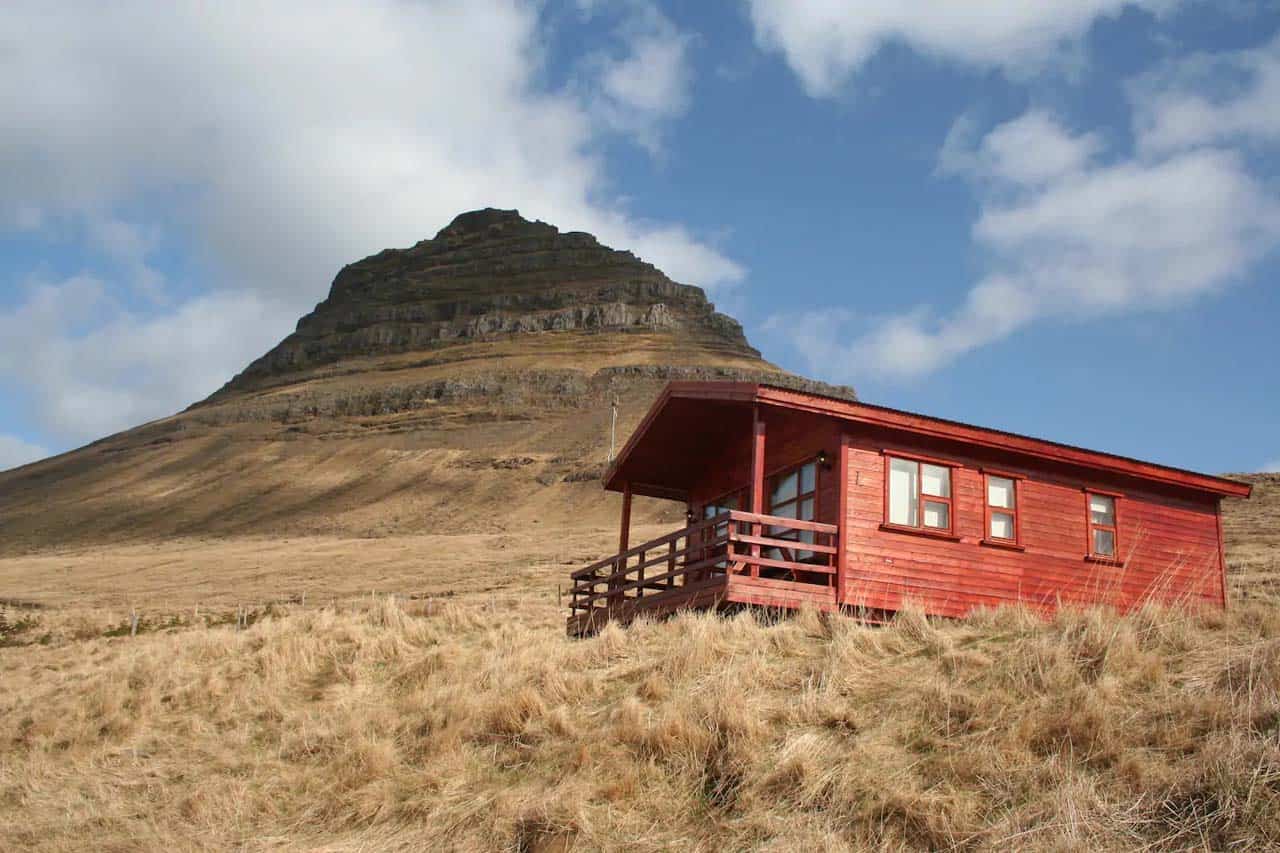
566;510;839;636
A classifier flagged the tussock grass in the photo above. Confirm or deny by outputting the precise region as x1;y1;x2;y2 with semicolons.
2;595;1278;851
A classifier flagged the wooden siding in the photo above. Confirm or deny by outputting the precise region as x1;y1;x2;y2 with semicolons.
841;427;1226;617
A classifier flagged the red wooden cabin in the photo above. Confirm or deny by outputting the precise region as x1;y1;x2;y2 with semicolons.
567;382;1251;636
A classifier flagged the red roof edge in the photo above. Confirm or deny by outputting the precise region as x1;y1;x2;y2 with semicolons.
605;381;1253;500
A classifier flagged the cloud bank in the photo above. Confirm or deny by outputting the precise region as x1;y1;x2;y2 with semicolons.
0;0;739;453
769;39;1280;383
745;0;1180;96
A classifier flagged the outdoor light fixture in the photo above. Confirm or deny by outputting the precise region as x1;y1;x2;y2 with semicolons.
817;450;832;470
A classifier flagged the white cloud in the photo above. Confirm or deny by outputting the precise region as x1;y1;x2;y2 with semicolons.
0;277;292;445
1132;33;1280;155
0;435;49;472
0;0;743;449
939;110;1105;187
745;0;1180;96
0;1;737;294
771;105;1280;381
85;217;166;300
579;1;695;154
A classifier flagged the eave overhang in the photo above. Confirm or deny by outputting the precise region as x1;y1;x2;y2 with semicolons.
604;382;1253;501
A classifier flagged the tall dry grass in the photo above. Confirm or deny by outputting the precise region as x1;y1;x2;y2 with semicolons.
2;592;1278;851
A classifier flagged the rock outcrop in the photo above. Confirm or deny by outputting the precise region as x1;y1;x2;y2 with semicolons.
0;207;855;550
214;208;757;397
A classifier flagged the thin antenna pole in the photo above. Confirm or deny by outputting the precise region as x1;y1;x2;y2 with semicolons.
609;396;618;462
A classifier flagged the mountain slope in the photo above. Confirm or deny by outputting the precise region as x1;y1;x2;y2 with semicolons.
0;210;852;554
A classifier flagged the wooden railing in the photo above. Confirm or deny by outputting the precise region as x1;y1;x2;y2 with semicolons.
568;511;839;624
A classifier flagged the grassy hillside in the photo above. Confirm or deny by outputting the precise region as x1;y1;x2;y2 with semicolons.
0;476;1276;852
0;333;789;555
1224;473;1280;606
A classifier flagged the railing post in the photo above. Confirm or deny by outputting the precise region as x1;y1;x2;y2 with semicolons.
749;408;766;578
668;540;677;588
608;557;621;608
608;484;632;612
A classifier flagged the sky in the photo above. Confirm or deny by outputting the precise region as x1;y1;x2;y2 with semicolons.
1;0;1278;475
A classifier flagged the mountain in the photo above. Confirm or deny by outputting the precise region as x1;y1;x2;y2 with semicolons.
0;209;853;554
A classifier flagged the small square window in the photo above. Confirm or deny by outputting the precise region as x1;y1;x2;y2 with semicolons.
984;473;1019;544
1086;492;1119;559
885;456;953;534
988;476;1015;509
1093;528;1115;557
1089;494;1115;526
923;500;949;530
990;511;1015;540
921;464;951;498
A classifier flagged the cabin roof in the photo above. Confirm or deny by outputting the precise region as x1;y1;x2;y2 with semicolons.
604;381;1253;501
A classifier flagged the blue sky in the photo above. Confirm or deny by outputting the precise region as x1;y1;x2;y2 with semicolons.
1;0;1278;475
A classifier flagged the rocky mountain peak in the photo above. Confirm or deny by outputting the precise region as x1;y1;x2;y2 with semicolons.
217;209;757;396
434;207;551;240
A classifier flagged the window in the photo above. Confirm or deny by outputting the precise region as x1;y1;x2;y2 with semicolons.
702;490;740;520
885;455;952;533
766;460;818;560
1086;492;1118;559
701;490;742;569
985;474;1018;543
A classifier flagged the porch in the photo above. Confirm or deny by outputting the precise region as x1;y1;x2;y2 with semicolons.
566;509;839;636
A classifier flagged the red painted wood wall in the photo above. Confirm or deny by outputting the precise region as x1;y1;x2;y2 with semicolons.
842;427;1226;616
680;406;1226;616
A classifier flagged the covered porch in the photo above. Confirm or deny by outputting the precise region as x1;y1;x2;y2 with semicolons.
567;383;845;636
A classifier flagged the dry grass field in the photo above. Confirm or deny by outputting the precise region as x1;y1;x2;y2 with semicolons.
1;585;1277;850
0;476;1277;851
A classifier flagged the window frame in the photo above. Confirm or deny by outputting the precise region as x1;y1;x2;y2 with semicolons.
981;469;1025;550
766;458;819;523
764;458;821;562
880;450;957;538
1084;488;1123;563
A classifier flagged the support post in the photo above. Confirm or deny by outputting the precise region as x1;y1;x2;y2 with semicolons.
611;482;632;607
619;481;632;554
749;406;766;578
836;431;850;605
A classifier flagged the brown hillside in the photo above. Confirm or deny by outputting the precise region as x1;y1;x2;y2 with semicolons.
1223;472;1280;605
0;210;852;555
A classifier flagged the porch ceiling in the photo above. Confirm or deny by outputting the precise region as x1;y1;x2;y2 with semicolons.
604;395;752;501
